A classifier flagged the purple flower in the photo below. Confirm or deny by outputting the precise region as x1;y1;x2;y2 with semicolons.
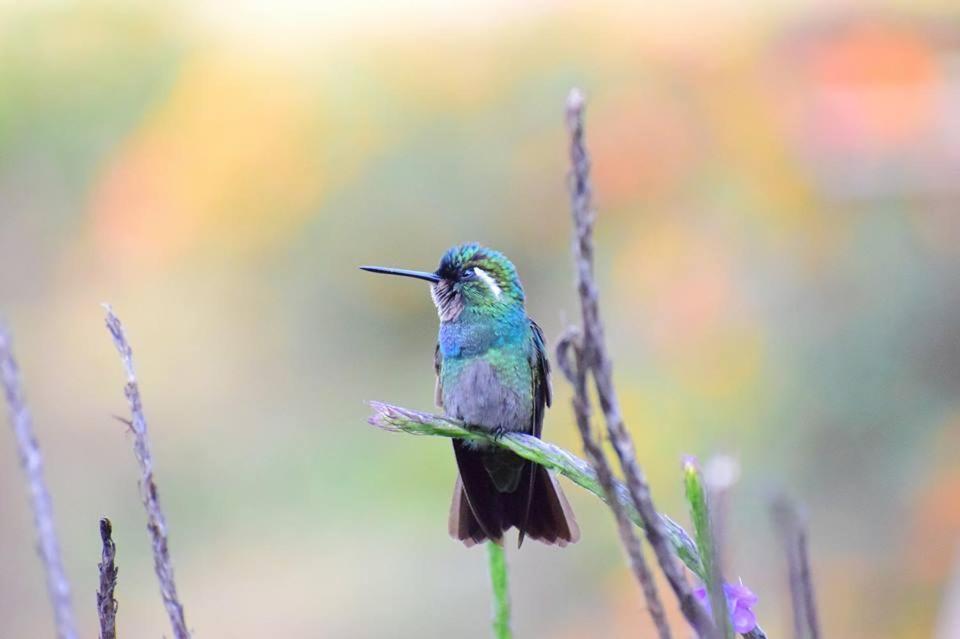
693;580;758;634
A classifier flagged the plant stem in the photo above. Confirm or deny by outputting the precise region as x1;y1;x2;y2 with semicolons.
97;518;118;639
103;305;191;639
0;324;77;639
563;88;714;637
557;331;672;638
486;542;512;639
685;459;730;639
772;495;821;639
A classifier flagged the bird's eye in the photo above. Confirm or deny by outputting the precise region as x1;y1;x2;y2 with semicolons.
461;268;477;280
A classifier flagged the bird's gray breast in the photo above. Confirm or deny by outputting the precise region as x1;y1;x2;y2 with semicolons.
442;358;531;435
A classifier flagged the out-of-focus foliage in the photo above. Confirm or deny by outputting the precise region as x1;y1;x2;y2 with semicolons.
1;2;959;638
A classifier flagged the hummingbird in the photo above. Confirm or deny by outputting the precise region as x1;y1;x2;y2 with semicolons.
362;243;579;547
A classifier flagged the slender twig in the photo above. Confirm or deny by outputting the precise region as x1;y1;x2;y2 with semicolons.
486;541;512;639
0;324;77;639
97;518;118;639
103;305;191;639
564;88;715;636
772;495;821;639
556;329;672;639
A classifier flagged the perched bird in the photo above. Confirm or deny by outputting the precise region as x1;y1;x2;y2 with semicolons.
362;243;579;547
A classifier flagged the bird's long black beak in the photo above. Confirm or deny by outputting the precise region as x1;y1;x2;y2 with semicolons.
359;265;441;283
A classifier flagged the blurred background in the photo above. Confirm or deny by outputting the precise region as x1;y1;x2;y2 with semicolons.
2;1;959;637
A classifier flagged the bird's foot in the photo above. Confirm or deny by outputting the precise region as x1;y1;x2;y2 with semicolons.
490;426;508;442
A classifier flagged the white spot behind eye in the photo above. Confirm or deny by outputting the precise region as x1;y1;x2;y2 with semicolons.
474;267;502;299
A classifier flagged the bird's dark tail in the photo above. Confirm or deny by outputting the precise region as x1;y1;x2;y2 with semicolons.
449;440;579;547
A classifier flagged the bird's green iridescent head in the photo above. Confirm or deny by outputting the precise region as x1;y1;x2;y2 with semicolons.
431;243;524;320
360;243;525;322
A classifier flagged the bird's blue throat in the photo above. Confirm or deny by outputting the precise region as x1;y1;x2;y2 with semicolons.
438;306;528;360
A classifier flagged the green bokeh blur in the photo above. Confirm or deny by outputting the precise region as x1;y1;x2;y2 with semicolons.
2;2;960;637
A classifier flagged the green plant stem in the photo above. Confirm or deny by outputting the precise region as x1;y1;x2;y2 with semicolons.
487;542;512;639
685;460;731;639
367;401;768;639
